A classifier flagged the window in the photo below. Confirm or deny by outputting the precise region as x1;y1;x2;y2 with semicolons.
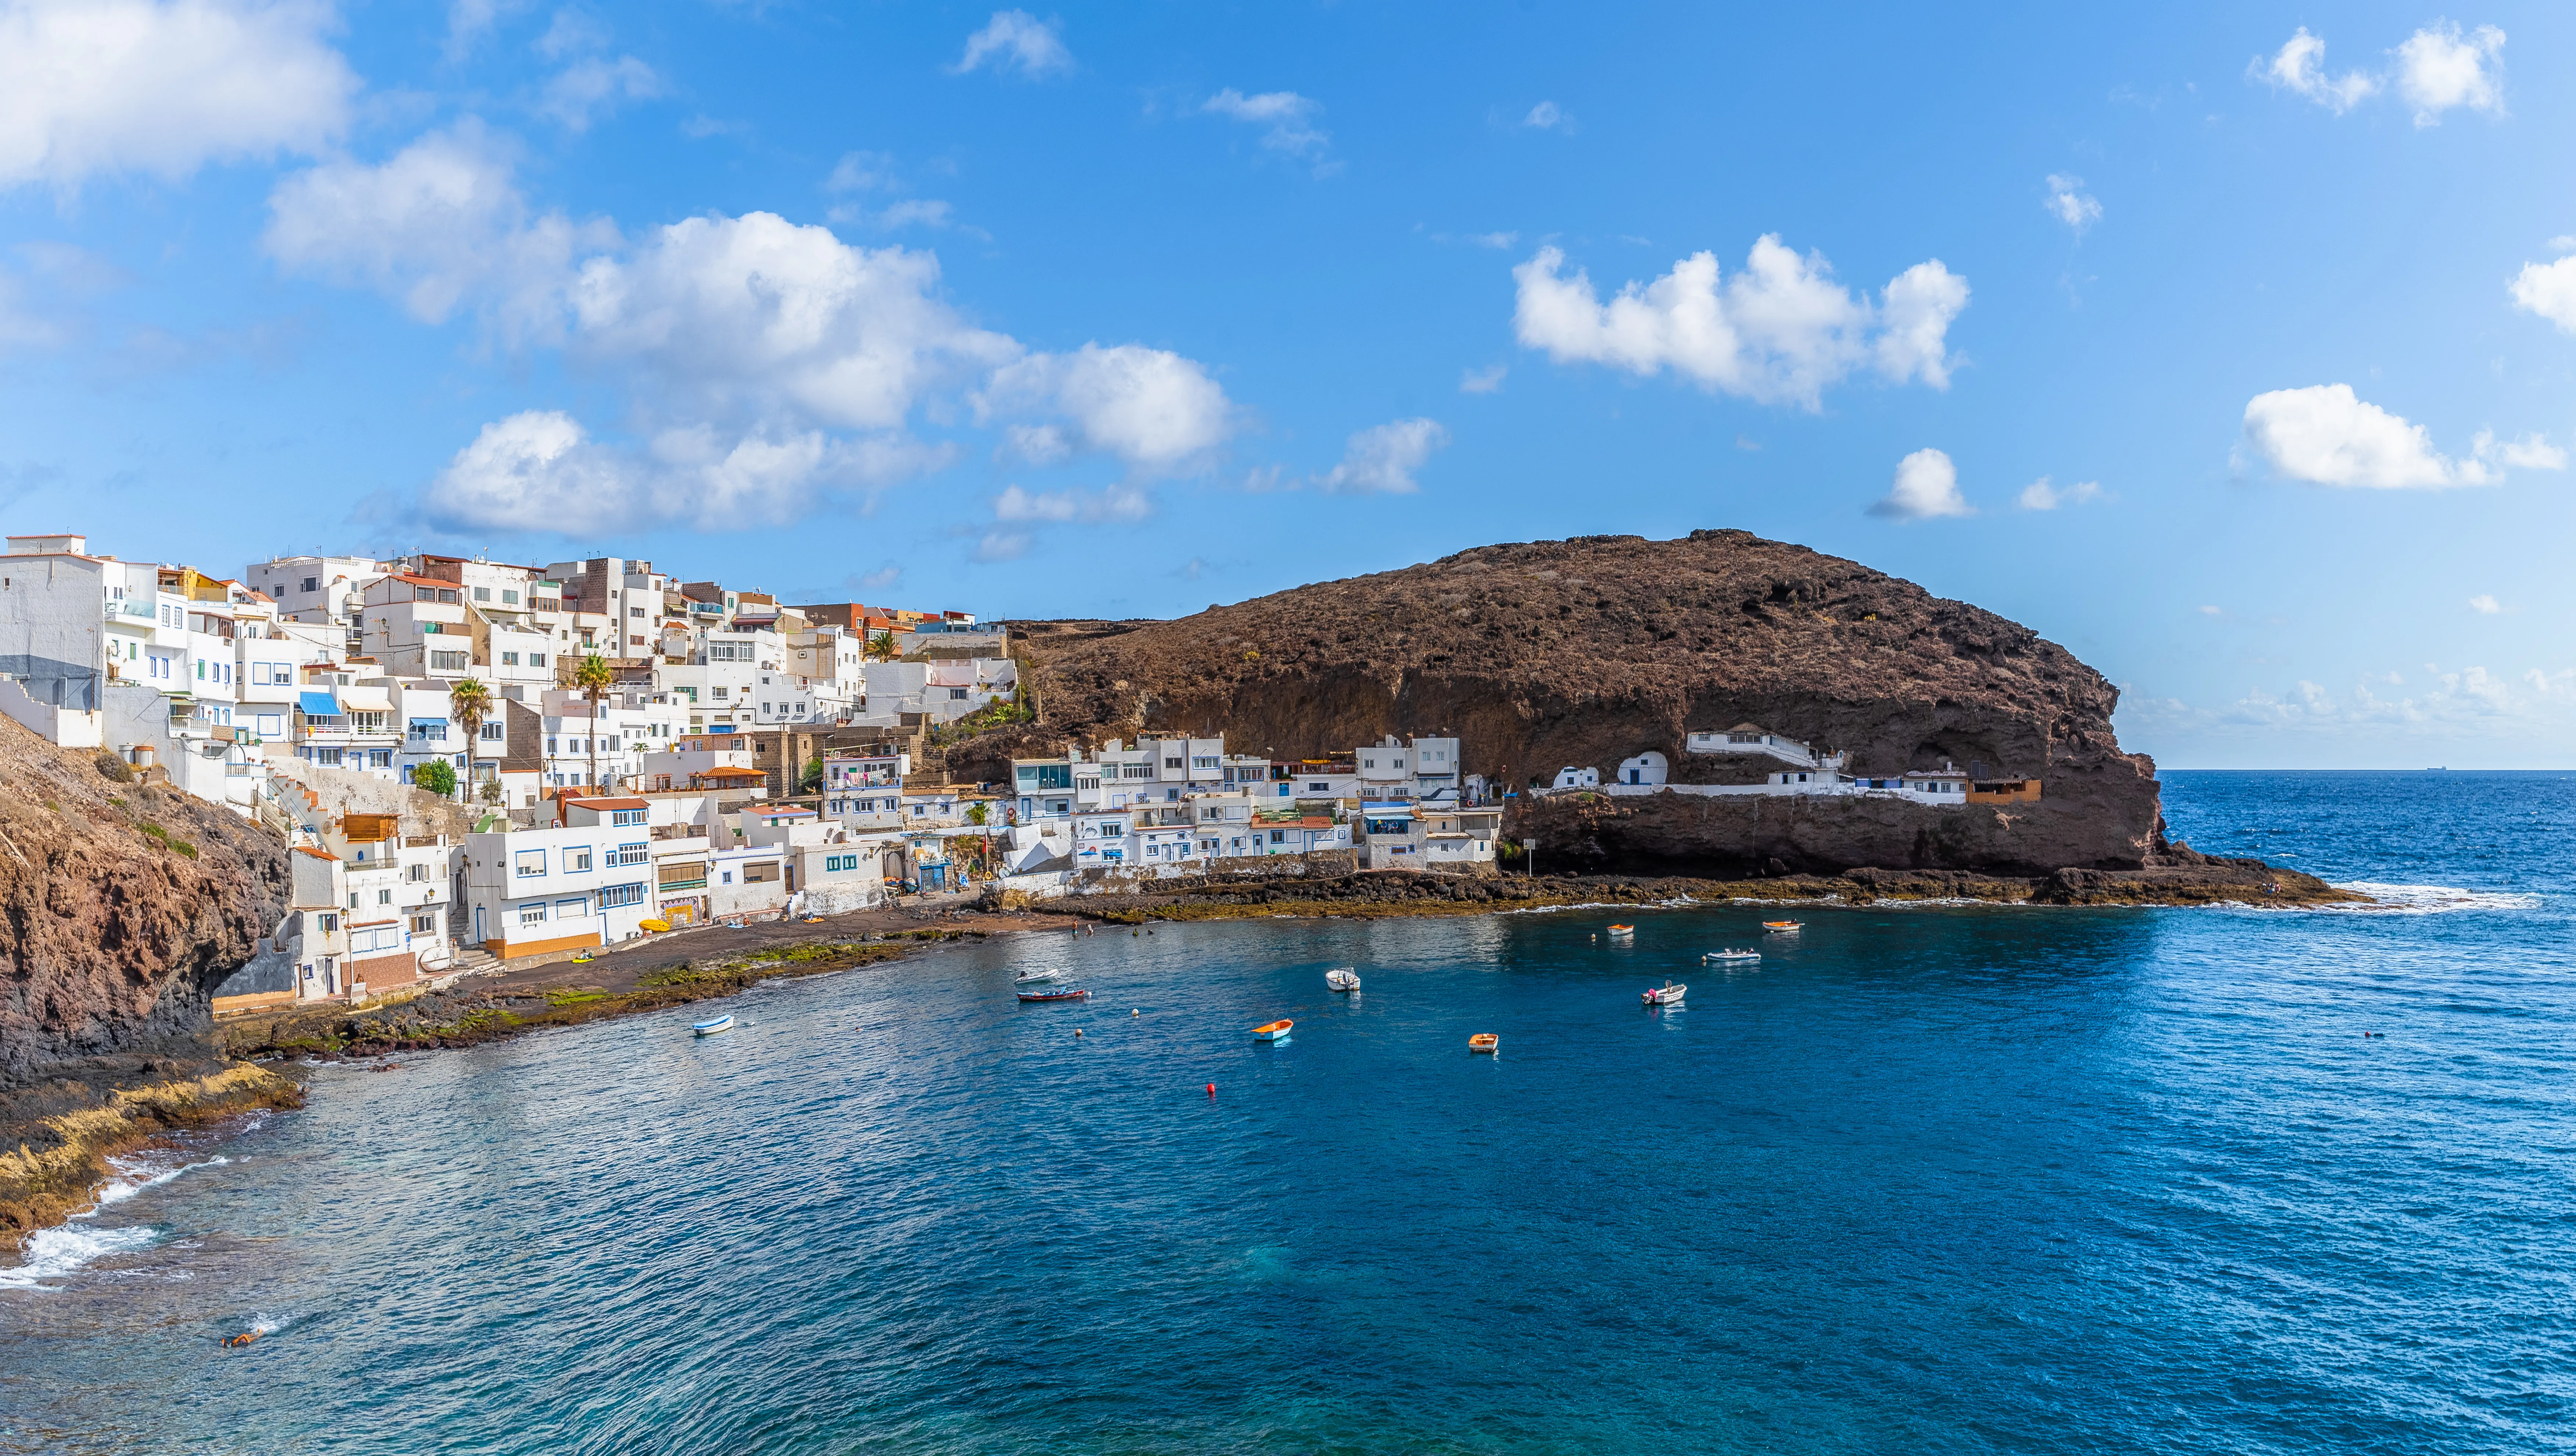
257;714;283;736
825;854;856;872
300;576;319;593
347;892;359;909
514;849;548;878
713;686;729;699
318;913;339;933
609;842;648;866
518;903;547;927
366;750;393;769
411;914;439;934
598;883;646;909
1164;757;1183;769
474;587;492;601
1123;765;1152;779
430;650;469;672
1192;756;1219;769
555;897;591;919
408;863;431;882
378;889;394;905
564;847;593;873
948;687;969;700
315;748;344;766
629;606;645;618
528;652;547;667
1271;830;1288;844
1363;758;1375;769
609;808;647;827
501;652;519;666
482;722;505;742
502;589;519;605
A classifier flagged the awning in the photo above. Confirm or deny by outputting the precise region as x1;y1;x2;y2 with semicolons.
340;685;392;712
299;691;340;716
1360;802;1415;818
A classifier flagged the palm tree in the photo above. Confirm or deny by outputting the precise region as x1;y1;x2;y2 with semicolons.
573;652;613;793
448;677;491;802
866;629;896;662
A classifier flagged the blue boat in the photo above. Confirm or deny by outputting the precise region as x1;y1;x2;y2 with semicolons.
693;1013;734;1036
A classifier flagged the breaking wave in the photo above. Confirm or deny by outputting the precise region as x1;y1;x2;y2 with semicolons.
2328;882;2543;913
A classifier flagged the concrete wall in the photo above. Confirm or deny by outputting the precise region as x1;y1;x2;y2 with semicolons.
0;551;106;710
0;677;104;747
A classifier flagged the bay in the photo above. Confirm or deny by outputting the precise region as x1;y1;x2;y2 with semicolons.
4;770;2572;1454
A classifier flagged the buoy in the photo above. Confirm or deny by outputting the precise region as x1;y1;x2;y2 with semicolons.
1132;1008;1139;1016
1075;1028;1084;1037
1206;1083;1215;1095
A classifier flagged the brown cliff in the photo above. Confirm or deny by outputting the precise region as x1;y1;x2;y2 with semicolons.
0;723;291;1087
975;529;2168;876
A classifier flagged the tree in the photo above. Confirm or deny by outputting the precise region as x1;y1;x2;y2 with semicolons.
866;630;896;662
448;677;491;801
800;755;824;794
573;652;614;792
414;759;458;797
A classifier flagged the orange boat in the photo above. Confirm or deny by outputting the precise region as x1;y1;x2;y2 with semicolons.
1468;1033;1499;1054
1253;1019;1294;1042
1607;924;1635;937
1763;920;1803;934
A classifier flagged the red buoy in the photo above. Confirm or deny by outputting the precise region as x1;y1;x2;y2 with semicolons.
1206;1083;1215;1095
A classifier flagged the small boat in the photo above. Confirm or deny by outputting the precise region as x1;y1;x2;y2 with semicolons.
1324;968;1361;992
1019;986;1091;1003
221;1330;262;1349
1254;1019;1294;1042
1607;924;1635;937
1641;981;1686;1007
1014;969;1058;985
693;1014;734;1036
1763;920;1803;934
1704;948;1760;963
1468;1033;1499;1054
639;918;670;934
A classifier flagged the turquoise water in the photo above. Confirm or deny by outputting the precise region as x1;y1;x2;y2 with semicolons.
4;771;2573;1453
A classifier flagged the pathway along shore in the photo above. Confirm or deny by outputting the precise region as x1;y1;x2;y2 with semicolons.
4;862;2357;1257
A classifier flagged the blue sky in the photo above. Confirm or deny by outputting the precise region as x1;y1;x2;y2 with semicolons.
3;2;2574;767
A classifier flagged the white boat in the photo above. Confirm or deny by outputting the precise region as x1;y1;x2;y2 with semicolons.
1703;948;1760;963
1763;920;1803;934
1640;981;1686;1007
693;1013;734;1037
1325;967;1361;992
1014;969;1057;985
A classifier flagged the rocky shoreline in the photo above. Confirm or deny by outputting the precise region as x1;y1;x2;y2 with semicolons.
0;1057;303;1253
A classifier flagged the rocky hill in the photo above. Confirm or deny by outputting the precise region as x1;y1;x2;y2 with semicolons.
983;529;2169;876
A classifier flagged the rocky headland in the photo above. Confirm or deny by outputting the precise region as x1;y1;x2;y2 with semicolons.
0;722;303;1249
976;528;2315;889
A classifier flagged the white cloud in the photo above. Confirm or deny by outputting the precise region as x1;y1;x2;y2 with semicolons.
1522;100;1573;132
851;565;901;593
992;481;1150;522
2043;174;2101;237
1319;417;1448;494
978;343;1236;471
2018;476;2100;510
2258;27;2379;112
423;410;627;533
1513;237;1967;409
540;54;663;133
1202;89;1334;171
1466;230;1518;250
283;126;1239;531
950;10;1070;78
2196;605;2223;616
264;121;611;336
567;210;1018;432
971;530;1030;562
2255;22;2505;125
2468;593;2501;615
2507;252;2576;332
1459;363;1506;394
1869;448;1972;520
2241;384;2557;489
0;0;357;189
2394;22;2505;125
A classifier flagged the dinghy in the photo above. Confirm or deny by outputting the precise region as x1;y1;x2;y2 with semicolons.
1763;920;1803;934
693;1013;734;1037
1324;968;1361;992
1014;969;1058;985
1703;948;1760;963
1018;985;1090;1003
1641;981;1686;1007
1606;924;1635;937
1254;1019;1294;1042
1468;1033;1499;1054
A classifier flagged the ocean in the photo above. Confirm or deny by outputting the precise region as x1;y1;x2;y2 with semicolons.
3;770;2571;1454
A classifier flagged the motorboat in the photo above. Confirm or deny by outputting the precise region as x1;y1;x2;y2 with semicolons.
1018;985;1091;1003
1324;968;1361;992
1703;948;1761;963
1606;924;1636;937
692;1014;734;1037
1763;920;1803;934
1468;1033;1499;1054
1014;969;1058;985
1254;1019;1294;1042
1641;981;1686;1007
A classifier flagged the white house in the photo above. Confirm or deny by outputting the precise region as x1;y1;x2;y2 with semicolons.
460;810;660;959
